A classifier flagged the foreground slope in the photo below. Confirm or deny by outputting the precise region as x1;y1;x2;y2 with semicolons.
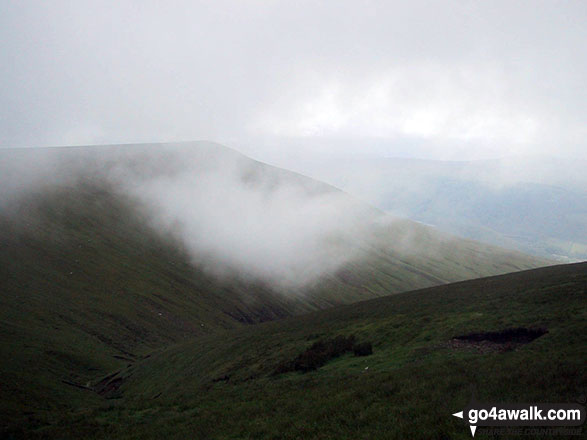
3;262;585;439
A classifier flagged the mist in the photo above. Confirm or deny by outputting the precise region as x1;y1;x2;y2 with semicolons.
0;143;386;288
114;144;379;286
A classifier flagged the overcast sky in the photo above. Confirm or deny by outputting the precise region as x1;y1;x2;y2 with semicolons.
1;0;585;160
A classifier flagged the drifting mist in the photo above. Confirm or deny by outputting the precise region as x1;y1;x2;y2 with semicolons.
116;143;379;286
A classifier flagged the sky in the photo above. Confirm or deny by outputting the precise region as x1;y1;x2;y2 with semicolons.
1;0;585;160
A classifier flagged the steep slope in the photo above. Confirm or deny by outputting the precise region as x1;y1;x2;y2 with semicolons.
0;182;308;418
4;262;585;439
0;142;549;425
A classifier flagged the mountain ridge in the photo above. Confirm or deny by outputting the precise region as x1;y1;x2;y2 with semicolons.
0;141;551;430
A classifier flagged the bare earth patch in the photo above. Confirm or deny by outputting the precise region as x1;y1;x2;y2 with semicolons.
449;327;548;353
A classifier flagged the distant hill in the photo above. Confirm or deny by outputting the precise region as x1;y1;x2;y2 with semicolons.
258;153;587;261
0;142;549;432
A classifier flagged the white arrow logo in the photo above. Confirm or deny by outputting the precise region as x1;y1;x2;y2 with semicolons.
453;411;477;437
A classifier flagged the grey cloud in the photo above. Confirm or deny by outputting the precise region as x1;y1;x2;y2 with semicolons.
0;1;585;159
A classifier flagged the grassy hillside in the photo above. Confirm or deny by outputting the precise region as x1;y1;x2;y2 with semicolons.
0;142;552;437
2;262;585;439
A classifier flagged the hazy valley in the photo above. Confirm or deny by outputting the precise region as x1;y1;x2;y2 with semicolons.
255;150;587;262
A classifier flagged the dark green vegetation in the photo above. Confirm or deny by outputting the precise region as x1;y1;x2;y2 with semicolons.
2;262;585;439
274;334;365;373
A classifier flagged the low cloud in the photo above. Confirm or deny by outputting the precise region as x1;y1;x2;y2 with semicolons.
117;144;376;287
